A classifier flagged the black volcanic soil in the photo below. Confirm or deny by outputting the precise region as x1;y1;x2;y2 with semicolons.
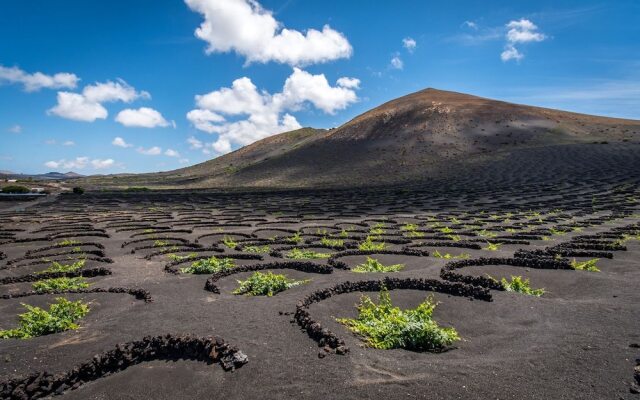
1;148;640;399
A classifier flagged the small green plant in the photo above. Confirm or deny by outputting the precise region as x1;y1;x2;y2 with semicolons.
439;226;454;234
477;229;497;238
285;248;331;259
405;230;425;238
32;277;90;293
166;253;198;261
432;250;470;260
336;288;460;351
243;245;271;253
352;257;404;273
498;276;545;296
222;235;238;249
153;240;170;247
180;257;235;274
56;239;80;247
338;229;349;238
401;223;419;231
321;237;344;247
549;227;567;236
447;234;461;242
0;298;90;339
369;226;385;235
37;259;86;274
483;242;502;251
570;258;600;272
358;236;388;251
286;232;303;244
233;271;309;296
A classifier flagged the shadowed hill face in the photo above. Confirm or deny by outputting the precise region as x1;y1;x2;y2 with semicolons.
85;88;640;189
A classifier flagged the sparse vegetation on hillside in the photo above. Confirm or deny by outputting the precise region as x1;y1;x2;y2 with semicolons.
352;257;404;273
233;271;309;296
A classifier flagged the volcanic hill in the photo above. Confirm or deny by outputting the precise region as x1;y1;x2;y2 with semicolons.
85;88;640;189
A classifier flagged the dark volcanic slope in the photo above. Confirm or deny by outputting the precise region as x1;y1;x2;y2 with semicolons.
87;88;640;189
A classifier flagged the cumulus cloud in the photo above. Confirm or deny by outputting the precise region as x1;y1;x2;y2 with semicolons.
91;158;114;169
187;136;204;149
187;68;359;155
506;19;546;43
164;149;180;157
184;0;352;66
63;140;75;146
0;65;79;92
402;37;417;52
502;19;546;62
44;157;89;170
463;21;478;30
137;146;162;156
115;107;170;128
48;92;108;122
48;79;150;122
501;44;524;62
112;137;133;148
390;56;404;70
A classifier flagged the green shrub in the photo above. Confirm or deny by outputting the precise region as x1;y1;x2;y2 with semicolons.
2;185;29;194
243;245;271;253
432;250;470;260
352;257;404;273
358;236;388;251
37;259;86;274
32;277;90;293
570;258;600;272
337;289;460;351
166;253;197;261
320;237;344;247
285;232;303;244
153;240;170;247
483;241;502;251
56;239;80;247
400;223;419;231
0;298;90;339
180;257;235;274
233;271;309;296
72;187;85;195
499;276;545;296
285;248;330;260
222;235;238;249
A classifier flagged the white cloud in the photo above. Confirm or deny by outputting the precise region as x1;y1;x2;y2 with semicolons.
501;45;524;62
502;19;546;62
116;107;170;128
336;77;361;89
463;21;478;30
63;140;75;146
45;139;57;145
44;157;89;170
48;92;108;122
178;158;190;164
0;65;79;92
91;158;114;169
390;56;404;70
112;137;133;148
187;68;359;155
185;0;352;66
8;124;22;134
48;79;149;122
506;19;546;43
137;146;162;155
402;37;417;52
164;149;180;157
187;136;204;149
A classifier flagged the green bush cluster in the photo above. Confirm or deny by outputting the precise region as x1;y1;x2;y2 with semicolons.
337;289;460;351
498;276;545;296
32;277;90;293
242;245;271;253
352;257;404;273
0;298;90;339
285;248;330;260
180;257;235;274
37;259;86;274
233;271;309;296
570;258;600;272
358;236;388;251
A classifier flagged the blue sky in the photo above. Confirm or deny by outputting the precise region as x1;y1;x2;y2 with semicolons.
1;0;639;174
